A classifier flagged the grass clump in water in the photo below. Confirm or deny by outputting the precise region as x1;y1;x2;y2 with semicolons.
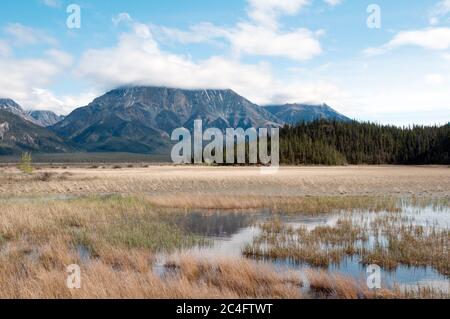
244;219;365;268
244;211;449;277
361;223;450;276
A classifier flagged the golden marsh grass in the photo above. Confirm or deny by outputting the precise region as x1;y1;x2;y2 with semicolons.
1;166;449;198
1;165;449;299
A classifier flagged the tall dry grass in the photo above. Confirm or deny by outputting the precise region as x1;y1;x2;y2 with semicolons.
306;270;385;299
145;194;403;214
0;195;302;298
0;195;204;253
0;195;447;298
1;165;449;198
0;240;302;299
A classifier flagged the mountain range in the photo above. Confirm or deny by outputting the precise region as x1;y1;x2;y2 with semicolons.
265;103;350;125
27;110;65;127
0;110;76;155
0;98;64;127
0;87;351;155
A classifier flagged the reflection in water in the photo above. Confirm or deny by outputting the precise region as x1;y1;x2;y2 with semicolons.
171;212;257;238
158;202;449;292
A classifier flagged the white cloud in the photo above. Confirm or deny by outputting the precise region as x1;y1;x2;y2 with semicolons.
230;0;323;61
429;17;440;26
28;88;99;114
76;22;337;106
324;0;343;7
365;27;450;55
387;28;450;50
150;23;228;45
77;29;271;101
269;80;346;106
112;13;132;26
425;73;444;85
246;0;310;28
0;57;66;99
40;0;62;8
229;23;322;61
0;40;11;56
4;23;57;46
45;49;74;66
0;24;81;113
429;0;450;25
0;48;74;112
148;0;322;62
1;4;325;113
347;88;450;126
151;22;322;61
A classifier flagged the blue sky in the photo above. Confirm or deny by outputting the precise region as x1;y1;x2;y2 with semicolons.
0;0;449;125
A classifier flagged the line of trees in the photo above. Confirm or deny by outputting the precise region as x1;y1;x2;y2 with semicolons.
280;120;450;165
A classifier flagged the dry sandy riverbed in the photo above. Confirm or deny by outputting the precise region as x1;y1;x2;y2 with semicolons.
0;165;448;198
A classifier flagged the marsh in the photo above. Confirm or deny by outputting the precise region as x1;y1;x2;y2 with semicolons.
0;165;448;298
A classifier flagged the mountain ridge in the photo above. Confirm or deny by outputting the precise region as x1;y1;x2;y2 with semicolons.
27;110;65;127
0;98;66;127
0;98;41;125
264;103;351;125
51;86;283;153
1;87;353;155
0;110;77;155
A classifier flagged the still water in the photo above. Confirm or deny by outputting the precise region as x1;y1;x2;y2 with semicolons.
155;202;449;292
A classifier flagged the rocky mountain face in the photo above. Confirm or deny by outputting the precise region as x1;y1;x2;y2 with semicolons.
27;110;65;127
265;103;351;125
0;98;23;115
0;89;352;155
0;98;39;125
51;87;281;153
0;99;64;127
0;110;76;155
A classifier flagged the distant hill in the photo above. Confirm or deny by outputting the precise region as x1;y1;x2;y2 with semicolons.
51;86;281;153
27;110;65;127
265;103;350;125
0;110;76;155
